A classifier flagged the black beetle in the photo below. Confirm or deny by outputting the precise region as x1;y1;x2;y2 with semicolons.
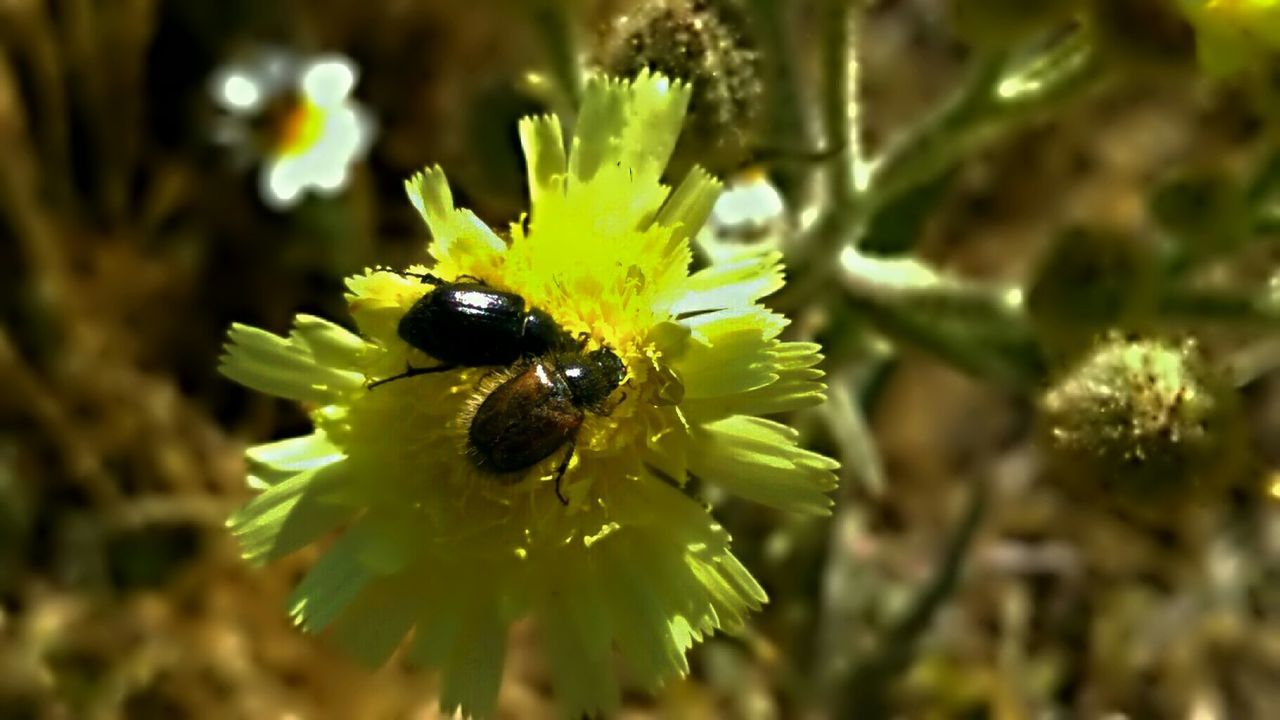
369;273;580;388
467;347;627;504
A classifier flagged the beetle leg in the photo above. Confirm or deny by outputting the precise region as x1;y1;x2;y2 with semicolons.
367;363;457;389
551;438;575;506
596;391;627;417
454;274;486;285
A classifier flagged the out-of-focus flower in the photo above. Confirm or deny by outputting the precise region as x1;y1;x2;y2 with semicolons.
708;168;786;238
219;71;836;718
211;51;374;209
697;167;788;263
1177;0;1280;76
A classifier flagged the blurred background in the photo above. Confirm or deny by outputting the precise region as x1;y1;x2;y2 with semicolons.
1;0;1279;718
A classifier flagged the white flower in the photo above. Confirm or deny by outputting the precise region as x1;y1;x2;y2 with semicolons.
211;51;374;210
696;168;789;264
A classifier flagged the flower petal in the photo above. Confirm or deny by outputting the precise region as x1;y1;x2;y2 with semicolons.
405;167;508;272
436;595;508;720
519;114;567;212
598;549;691;691
219;321;364;404
688;416;840;515
669;250;785;317
682;342;827;421
673;309;790;399
537;555;622;717
291;314;366;366
245;431;345;477
344;268;422;342
682;304;788;344
228;461;351;563
287;523;377;634
570;70;691;186
654;165;723;252
519;477;768;706
329;578;420;667
687;549;765;633
642;405;690;484
300;56;357;104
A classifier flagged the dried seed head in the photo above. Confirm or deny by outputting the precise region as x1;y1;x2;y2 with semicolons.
596;0;762;175
1039;335;1246;515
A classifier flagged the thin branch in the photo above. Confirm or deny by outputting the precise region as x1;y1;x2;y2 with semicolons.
866;29;1101;227
822;367;886;496
1157;285;1280;329
744;0;815;200
819;0;862;201
529;0;584;110
836;249;1045;391
831;476;991;719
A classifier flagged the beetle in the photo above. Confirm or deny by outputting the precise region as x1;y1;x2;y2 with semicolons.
466;347;627;505
368;273;580;388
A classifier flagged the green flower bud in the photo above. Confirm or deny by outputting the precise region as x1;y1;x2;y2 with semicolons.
950;0;1083;48
1026;227;1157;359
1039;335;1246;518
596;0;762;176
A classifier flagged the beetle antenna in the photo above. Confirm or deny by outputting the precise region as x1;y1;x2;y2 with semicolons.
367;363;457;389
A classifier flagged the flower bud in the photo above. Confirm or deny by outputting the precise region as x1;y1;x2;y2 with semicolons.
1026;227;1157;359
1039;335;1246;518
596;0;762;176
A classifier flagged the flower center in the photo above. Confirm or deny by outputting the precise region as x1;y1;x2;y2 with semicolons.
272;97;326;157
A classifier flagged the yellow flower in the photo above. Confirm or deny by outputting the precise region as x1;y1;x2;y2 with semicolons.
1178;0;1280;75
220;70;836;718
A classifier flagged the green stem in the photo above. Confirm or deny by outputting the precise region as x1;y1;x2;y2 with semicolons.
832;476;990;719
822;366;887;496
864;51;1007;211
819;0;861;201
529;0;583;109
1225;337;1280;387
866;30;1101;222
744;0;814;199
783;33;1101;311
1157;285;1280;328
837;250;1045;391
